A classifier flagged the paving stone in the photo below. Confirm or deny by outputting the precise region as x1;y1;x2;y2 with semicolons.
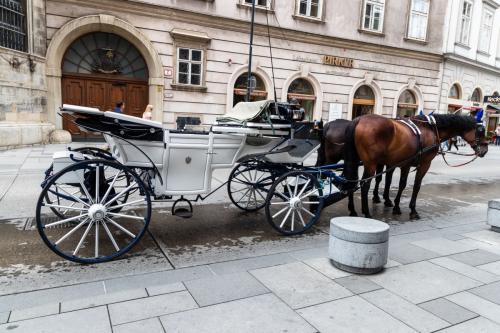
367;261;482;303
160;294;315;333
388;243;440;264
437;317;500;333
446;292;500;325
0;281;105;312
61;288;148;312
469;281;500;305
289;246;328;260
108;291;198;325
361;289;449;332
298;295;416;333
385;259;402;268
104;266;212;293
430;257;500;284
0;306;111;333
9;303;60;322
457;238;500;256
478;261;500;275
0;313;8;325
448;250;500;266
113;318;165;333
463;230;500;246
442;234;466;241
207;253;296;275
184;272;269;307
303;257;352;279
334;276;382;294
251;262;352;309
418;298;477;325
146;282;185;297
411;238;476;256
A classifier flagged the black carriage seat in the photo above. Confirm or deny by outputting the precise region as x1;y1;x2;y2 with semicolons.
216;100;306;125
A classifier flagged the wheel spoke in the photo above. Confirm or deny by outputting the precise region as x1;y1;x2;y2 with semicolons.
272;206;289;219
95;221;99;257
54;218;89;245
235;187;252;204
297;210;306;227
303;201;320;205
102;220;120;252
105;183;137;207
101;171;122;204
107;199;145;211
45;213;88;228
291;211;295;232
78;176;94;205
270;201;289;206
105;217;136;238
280;208;293;228
43;203;88;212
300;207;315;218
107;212;145;221
255;189;267;202
73;220;95;256
293;176;299;197
297;179;311;198
95;164;100;203
56;186;90;207
300;189;318;200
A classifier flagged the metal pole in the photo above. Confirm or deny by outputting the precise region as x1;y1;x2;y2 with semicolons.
246;0;256;102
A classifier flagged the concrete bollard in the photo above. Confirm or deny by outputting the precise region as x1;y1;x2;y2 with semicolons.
329;217;389;274
488;199;500;231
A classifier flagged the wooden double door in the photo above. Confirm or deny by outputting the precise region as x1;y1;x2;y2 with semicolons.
62;75;149;137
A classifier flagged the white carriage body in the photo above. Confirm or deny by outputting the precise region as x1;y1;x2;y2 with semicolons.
58;103;320;198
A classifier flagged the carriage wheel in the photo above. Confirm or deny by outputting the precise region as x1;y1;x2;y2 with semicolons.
265;171;324;236
36;159;151;264
228;161;275;212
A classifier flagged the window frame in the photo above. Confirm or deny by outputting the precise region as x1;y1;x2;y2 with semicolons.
361;0;386;33
0;0;28;52
406;0;430;41
295;0;324;19
457;0;474;46
242;0;272;10
176;47;204;87
478;6;494;54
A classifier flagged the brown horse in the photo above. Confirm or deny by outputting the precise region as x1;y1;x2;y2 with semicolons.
344;114;488;219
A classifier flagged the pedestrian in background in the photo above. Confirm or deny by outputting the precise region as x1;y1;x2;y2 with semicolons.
113;101;125;113
495;124;500;146
143;104;153;120
448;136;459;151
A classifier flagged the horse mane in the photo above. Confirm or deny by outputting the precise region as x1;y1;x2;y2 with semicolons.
414;114;476;131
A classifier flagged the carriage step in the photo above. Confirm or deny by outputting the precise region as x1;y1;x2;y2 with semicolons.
172;198;193;219
173;208;193;219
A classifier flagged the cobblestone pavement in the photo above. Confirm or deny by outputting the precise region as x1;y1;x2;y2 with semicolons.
0;144;500;332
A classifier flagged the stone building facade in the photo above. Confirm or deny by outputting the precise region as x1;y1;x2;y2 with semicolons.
438;0;500;136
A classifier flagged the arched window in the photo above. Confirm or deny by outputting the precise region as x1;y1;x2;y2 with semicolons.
471;88;482;102
62;32;148;80
449;84;461;99
397;90;418;118
287;78;316;121
352;85;375;119
233;73;267;106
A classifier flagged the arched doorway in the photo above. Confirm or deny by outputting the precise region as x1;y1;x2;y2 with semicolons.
448;83;462;113
396;90;418;118
352;85;375;119
471;87;482;103
287;78;316;121
61;32;149;136
232;73;268;106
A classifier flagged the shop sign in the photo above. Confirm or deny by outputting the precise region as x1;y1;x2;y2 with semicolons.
484;94;500;104
323;55;354;68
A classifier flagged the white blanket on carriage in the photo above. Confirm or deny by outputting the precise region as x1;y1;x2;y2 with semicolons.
217;100;272;123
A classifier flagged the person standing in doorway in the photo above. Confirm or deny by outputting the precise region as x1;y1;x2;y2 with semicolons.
143;104;153;120
495;124;500;146
113;101;125;113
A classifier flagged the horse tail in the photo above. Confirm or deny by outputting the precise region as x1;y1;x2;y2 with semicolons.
343;118;360;190
315;122;329;167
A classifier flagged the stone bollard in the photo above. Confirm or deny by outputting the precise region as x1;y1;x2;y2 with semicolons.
488;199;500;231
329;217;389;274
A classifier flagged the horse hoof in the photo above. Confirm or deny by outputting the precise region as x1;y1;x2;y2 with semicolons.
384;200;394;208
410;213;420;220
392;207;402;215
349;211;358;217
364;214;372;219
372;196;381;204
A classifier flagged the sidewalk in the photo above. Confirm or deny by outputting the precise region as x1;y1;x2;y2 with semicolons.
1;145;500;332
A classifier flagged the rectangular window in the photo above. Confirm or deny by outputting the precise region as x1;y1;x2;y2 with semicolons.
478;8;494;53
177;48;203;86
297;0;322;18
0;0;27;52
362;0;385;32
407;0;430;40
244;0;271;9
458;0;473;45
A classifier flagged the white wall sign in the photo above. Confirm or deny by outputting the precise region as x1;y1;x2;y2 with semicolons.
329;103;343;121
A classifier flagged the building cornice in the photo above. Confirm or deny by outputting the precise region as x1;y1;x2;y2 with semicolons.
49;0;443;63
444;53;500;75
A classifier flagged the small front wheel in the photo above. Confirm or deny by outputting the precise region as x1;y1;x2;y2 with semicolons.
265;171;323;236
36;159;151;264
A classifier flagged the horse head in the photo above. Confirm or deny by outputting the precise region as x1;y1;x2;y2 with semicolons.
462;123;488;158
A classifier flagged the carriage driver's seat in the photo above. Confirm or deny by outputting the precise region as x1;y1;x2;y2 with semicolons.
216;100;273;124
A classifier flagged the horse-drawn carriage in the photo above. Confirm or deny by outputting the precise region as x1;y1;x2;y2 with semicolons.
37;101;350;263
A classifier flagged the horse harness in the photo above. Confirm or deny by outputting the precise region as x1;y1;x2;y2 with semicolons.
397;118;426;166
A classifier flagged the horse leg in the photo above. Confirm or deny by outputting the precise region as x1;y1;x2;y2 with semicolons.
347;193;357;216
361;166;376;218
372;164;384;204
393;166;411;215
409;163;431;220
383;168;395;207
